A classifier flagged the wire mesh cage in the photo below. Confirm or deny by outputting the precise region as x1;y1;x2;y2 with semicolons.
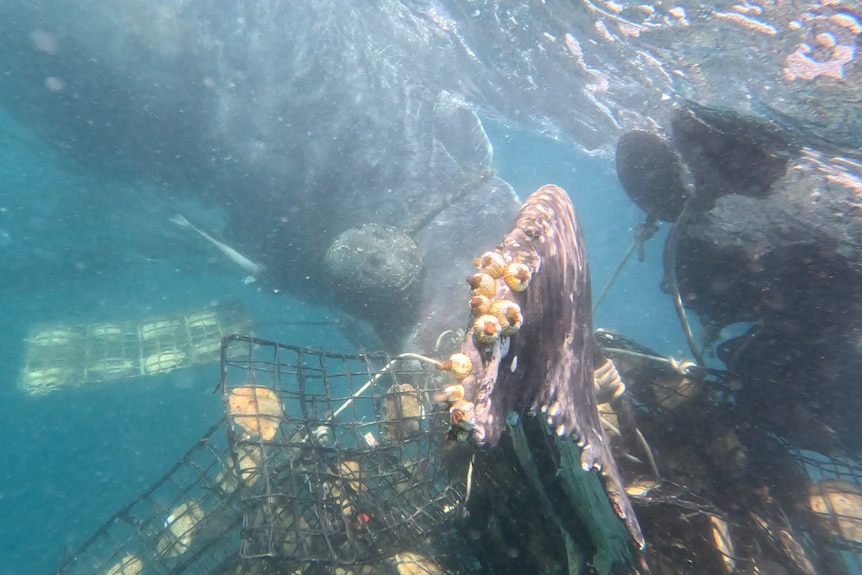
20;302;251;395
795;451;862;558
220;335;467;568
56;325;862;574
55;422;244;575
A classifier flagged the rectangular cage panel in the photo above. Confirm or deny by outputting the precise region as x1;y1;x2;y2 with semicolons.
56;423;245;575
20;302;252;395
220;335;466;566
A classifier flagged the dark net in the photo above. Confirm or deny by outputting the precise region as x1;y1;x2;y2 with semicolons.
596;329;862;575
220;335;467;566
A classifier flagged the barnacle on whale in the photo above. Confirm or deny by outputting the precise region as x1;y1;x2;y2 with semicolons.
489;299;523;336
436;383;465;403
503;262;532;292
449;399;476;429
472;314;502;343
474;250;507;278
467;272;497;299
469;294;492;316
439;353;473;379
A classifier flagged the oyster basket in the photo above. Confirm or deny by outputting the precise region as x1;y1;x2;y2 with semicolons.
55;422;244;575
20;302;251;396
220;335;466;567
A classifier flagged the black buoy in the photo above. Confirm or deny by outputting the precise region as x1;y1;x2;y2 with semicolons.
615;130;688;223
670;103;796;206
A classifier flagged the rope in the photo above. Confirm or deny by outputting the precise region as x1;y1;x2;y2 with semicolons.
594;217;659;312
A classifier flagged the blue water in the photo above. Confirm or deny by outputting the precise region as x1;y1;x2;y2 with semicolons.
0;111;692;574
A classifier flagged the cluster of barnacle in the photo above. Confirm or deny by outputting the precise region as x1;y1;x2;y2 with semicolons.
434;250;532;441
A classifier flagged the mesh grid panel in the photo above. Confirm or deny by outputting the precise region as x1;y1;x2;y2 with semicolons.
220;335;466;566
795;450;862;562
55;423;243;575
21;303;250;395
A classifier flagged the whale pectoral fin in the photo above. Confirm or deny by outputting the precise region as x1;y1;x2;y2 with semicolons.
452;185;646;565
